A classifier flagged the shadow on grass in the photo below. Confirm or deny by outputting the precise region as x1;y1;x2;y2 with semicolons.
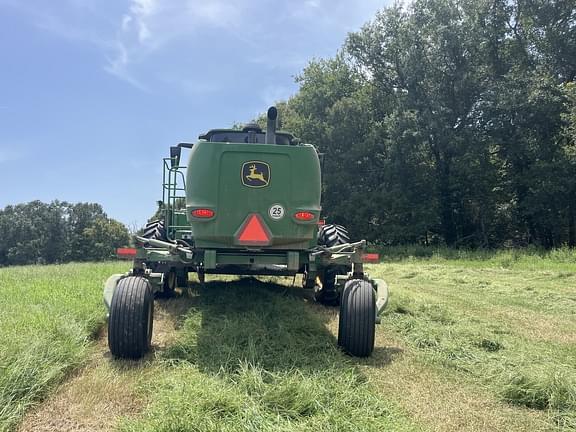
106;277;404;375
160;277;348;375
358;346;404;368
111;278;418;432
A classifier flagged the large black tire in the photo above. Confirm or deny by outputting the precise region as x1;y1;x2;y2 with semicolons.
314;267;340;305
338;279;376;357
176;269;188;287
318;224;350;247
315;224;351;305
142;219;167;241
108;276;154;359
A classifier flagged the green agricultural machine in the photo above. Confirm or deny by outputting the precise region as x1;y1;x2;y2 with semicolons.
104;107;388;359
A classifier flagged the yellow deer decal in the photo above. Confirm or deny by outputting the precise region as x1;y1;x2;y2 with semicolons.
246;164;266;183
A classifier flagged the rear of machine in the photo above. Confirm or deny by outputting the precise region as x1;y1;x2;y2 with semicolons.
186;137;321;250
103;107;389;360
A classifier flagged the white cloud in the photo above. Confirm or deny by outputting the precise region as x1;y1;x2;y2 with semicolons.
131;0;158;17
127;0;158;43
101;0;253;90
121;15;133;32
5;0;387;93
115;0;244;51
103;42;148;91
104;0;387;91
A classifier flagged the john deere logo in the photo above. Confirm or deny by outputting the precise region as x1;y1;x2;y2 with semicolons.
242;161;270;188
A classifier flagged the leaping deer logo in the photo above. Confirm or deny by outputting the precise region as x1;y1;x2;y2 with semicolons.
242;161;270;187
246;164;266;182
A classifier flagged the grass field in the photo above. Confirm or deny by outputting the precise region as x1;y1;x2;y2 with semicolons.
1;250;575;431
0;262;130;432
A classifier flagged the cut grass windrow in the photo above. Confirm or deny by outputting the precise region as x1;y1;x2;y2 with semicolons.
372;262;576;430
119;279;421;432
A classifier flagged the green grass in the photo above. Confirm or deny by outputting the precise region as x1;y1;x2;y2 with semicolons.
0;262;129;432
372;259;576;430
373;245;576;271
2;249;576;431
119;280;420;432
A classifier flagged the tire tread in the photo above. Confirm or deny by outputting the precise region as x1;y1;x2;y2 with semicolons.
338;279;375;357
318;224;350;247
142;220;167;241
108;276;153;359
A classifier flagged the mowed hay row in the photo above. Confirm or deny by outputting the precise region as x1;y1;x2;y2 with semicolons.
370;262;576;430
0;262;129;432
118;279;421;432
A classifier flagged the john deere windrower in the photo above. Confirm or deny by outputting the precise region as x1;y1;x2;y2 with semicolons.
104;107;388;359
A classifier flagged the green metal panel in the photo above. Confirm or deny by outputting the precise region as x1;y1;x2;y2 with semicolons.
186;142;321;250
287;251;299;270
103;274;124;311
196;249;309;270
204;250;217;269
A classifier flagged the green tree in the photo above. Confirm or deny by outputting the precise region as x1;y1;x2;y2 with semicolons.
82;218;131;261
0;201;130;266
347;0;499;245
271;0;575;247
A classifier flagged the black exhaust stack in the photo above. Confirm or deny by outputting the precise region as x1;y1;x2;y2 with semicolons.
265;106;278;144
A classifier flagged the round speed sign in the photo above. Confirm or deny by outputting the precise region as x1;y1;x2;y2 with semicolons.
268;204;285;220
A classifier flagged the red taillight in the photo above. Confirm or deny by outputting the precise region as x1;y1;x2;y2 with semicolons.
192;208;215;218
117;248;137;259
236;214;271;245
362;253;380;263
318;219;326;226
294;211;315;221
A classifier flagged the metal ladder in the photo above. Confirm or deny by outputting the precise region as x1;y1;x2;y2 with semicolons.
162;157;190;241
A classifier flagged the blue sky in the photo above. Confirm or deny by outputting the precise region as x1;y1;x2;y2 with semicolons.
0;0;387;229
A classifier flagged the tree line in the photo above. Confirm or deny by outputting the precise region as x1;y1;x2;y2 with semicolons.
3;1;574;260
0;201;130;266
269;0;576;248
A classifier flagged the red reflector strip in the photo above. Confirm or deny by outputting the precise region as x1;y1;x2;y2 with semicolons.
294;211;315;221
192;208;215;218
362;253;380;263
237;214;271;245
117;248;137;259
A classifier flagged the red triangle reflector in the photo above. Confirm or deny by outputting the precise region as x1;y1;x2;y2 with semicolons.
236;214;271;245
